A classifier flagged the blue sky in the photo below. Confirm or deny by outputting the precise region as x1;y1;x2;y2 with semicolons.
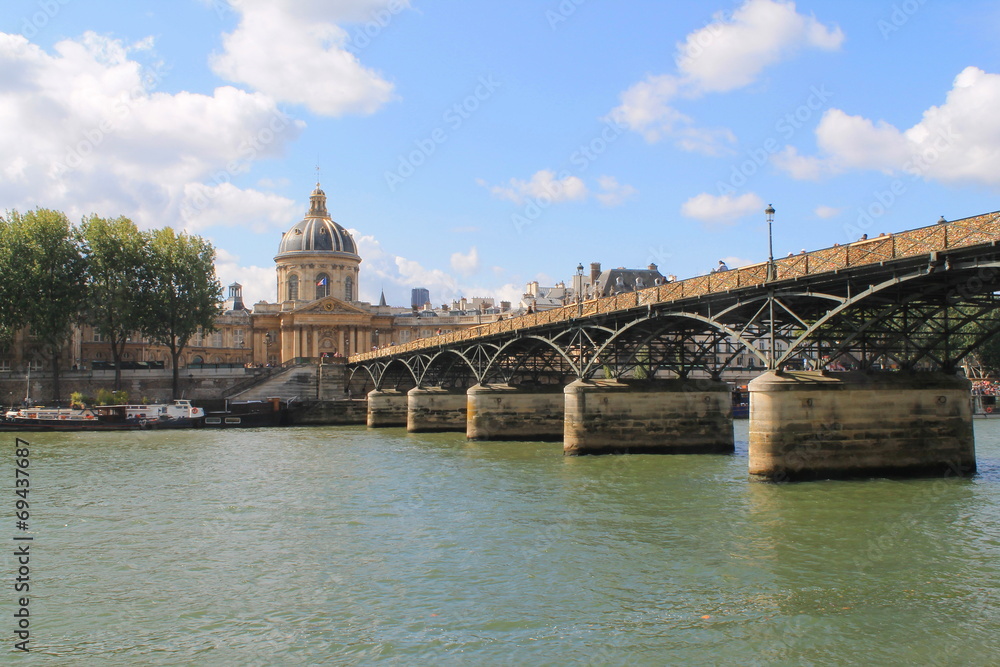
3;0;999;307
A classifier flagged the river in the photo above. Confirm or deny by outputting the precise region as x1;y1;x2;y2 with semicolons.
11;419;1000;664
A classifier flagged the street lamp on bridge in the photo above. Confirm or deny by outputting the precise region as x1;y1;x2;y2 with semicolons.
765;203;775;281
765;203;776;369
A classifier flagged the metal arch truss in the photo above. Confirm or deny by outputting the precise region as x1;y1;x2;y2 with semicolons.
351;257;1000;386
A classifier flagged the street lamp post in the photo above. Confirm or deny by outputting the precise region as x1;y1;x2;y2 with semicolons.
576;263;584;317
765;203;775;280
765;204;776;369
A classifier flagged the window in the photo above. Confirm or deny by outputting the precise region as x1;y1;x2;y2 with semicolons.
288;274;299;301
93;331;103;343
212;331;223;347
316;273;330;299
345;275;354;301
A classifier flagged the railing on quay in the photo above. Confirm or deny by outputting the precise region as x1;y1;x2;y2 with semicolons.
349;211;1000;364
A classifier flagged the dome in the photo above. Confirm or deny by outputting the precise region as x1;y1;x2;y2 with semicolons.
275;184;359;259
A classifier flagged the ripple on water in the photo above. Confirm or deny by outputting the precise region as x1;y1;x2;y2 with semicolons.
19;421;1000;664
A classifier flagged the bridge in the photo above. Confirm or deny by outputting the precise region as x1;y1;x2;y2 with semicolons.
347;211;1000;481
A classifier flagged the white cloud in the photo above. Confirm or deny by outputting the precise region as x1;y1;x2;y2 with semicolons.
605;75;736;154
210;0;401;116
181;182;299;232
814;205;841;219
681;192;764;225
213;247;277;306
353;231;458;305
0;31;305;232
481;171;636;208
450;246;480;276
771;145;837;180
607;0;842;150
594;175;638;207
482;170;588;205
676;0;844;93
776;67;1000;188
352;232;526;308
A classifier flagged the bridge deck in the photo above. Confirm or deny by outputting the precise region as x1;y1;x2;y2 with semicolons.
350;211;1000;363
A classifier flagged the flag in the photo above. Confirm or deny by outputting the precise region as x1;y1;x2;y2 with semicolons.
317;277;327;286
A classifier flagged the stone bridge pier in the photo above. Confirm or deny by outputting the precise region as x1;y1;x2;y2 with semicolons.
563;378;734;456
748;371;976;481
466;383;565;441
407;386;468;433
366;389;409;427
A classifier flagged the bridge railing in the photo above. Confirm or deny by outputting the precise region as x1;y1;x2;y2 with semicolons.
350;211;1000;363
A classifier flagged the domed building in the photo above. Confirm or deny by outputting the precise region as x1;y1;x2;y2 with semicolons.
250;184;385;364
275;185;360;304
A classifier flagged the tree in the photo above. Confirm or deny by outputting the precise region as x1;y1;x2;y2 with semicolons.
0;209;87;403
141;228;222;398
80;215;149;390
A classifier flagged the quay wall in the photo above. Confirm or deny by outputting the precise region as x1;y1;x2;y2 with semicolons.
0;369;254;406
293;399;369;426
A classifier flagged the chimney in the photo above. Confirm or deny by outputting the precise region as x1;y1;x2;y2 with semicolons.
648;263;657;271
590;262;601;284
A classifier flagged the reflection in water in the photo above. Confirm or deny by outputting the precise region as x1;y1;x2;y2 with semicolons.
20;420;1000;664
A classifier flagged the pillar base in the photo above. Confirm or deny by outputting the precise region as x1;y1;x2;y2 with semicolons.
407;386;468;433
748;371;976;482
366;389;408;428
466;383;564;441
563;378;734;455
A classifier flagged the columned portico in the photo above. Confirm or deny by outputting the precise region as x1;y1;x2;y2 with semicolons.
563;378;734;455
748;370;976;481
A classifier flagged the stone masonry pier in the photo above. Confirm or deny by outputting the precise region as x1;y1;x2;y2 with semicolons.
466;383;564;441
748;370;976;481
563;378;734;456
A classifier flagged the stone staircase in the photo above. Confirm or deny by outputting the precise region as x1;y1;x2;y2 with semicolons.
228;363;318;401
227;361;348;401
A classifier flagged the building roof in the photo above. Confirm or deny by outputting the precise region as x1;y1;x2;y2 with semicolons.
275;184;359;259
595;268;665;297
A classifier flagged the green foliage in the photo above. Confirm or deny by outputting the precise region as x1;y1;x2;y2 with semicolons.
80;215;148;390
69;391;92;408
93;389;128;405
141;227;222;398
0;208;88;401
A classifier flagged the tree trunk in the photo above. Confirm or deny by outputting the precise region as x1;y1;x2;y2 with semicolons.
111;336;124;391
49;348;61;405
171;347;182;399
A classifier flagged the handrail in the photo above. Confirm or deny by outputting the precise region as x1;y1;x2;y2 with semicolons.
349;211;1000;363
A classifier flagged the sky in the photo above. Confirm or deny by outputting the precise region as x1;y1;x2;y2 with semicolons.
2;0;1000;308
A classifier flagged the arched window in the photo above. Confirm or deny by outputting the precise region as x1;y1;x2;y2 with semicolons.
345;276;354;301
316;273;330;299
288;274;299;301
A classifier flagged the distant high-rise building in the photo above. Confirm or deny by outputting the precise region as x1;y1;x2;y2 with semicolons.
411;287;430;308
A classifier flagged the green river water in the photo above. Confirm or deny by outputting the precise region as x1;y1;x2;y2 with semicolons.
5;419;1000;665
